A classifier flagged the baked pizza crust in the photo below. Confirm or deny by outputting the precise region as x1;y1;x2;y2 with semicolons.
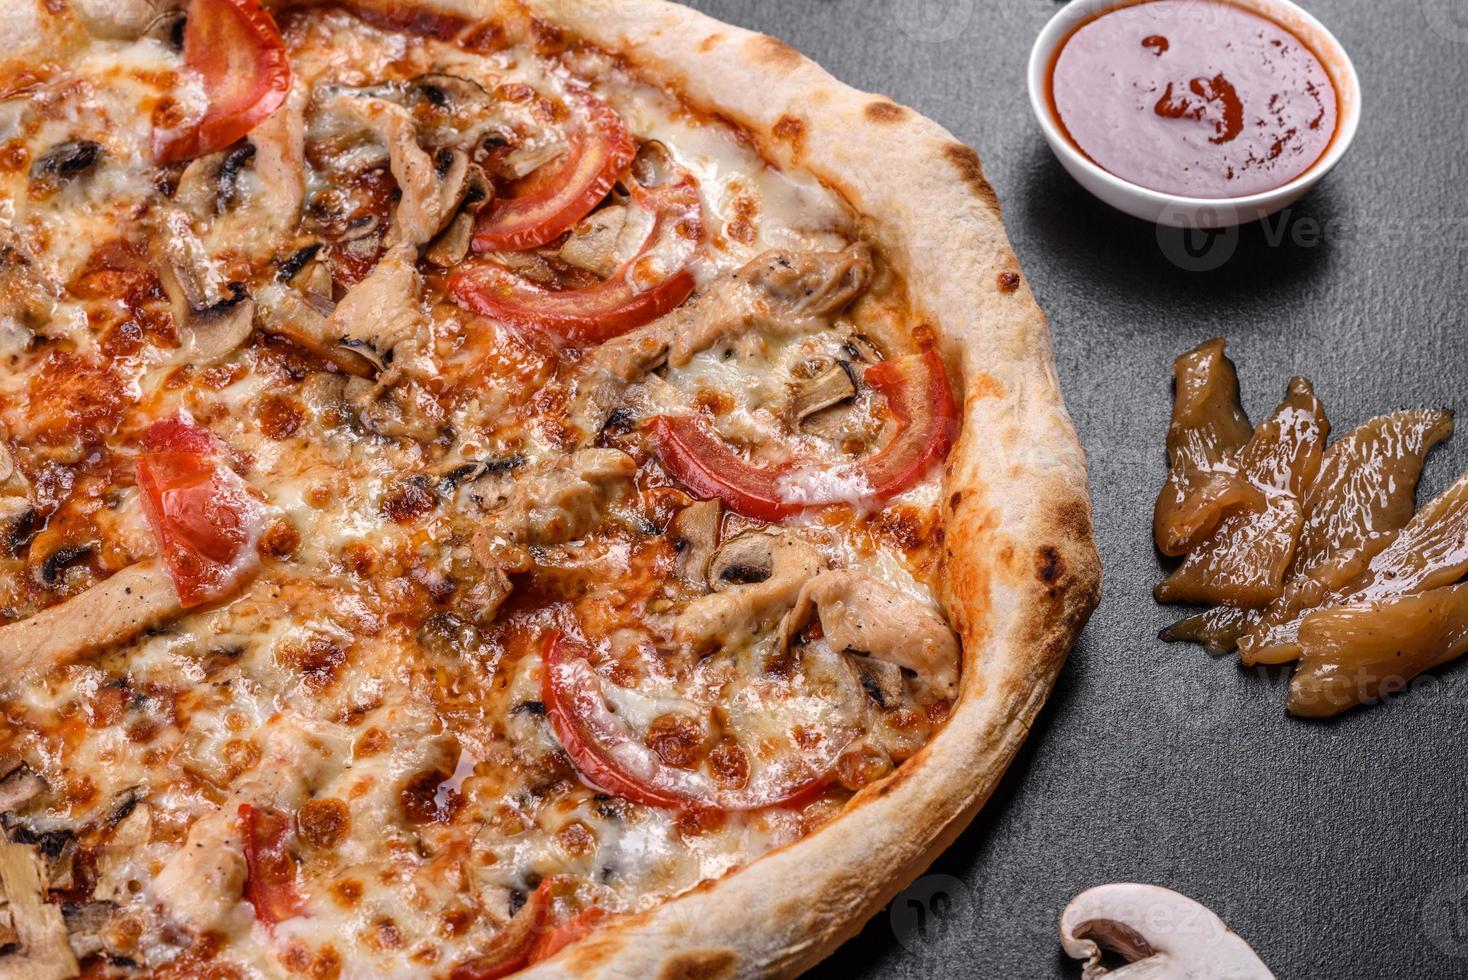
83;0;1099;974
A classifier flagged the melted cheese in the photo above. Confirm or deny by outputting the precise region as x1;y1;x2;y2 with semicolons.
0;7;953;977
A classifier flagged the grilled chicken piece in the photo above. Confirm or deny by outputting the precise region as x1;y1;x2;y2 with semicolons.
474;449;636;550
780;569;960;698
0;561;180;692
1241;466;1468;665
1153;339;1262;557
1156;377;1327;608
566;245;874;442
328;95;445;248
1288;581;1468;717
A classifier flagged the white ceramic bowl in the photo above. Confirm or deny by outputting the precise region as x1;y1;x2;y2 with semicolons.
1027;0;1362;229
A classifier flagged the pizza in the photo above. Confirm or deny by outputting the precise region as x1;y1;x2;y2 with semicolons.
0;1;1099;977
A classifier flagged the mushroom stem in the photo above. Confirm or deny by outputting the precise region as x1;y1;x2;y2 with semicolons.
1060;883;1273;979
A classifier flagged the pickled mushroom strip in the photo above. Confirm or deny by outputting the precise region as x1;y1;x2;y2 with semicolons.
1153;338;1262;557
1241;466;1468;664
1288;581;1468;717
1161;604;1258;654
1155;377;1327;608
1292;408;1453;585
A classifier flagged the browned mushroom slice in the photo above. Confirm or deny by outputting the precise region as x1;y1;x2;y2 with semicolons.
1242;467;1468;665
1287;581;1468;717
1153;338;1262;557
668;498;720;583
1155;377;1327;608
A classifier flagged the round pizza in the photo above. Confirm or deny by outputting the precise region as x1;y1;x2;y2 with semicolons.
0;1;1099;977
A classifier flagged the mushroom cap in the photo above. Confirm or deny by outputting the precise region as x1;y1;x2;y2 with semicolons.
1059;883;1273;979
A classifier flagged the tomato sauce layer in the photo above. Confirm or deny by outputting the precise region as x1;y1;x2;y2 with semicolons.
1049;0;1337;198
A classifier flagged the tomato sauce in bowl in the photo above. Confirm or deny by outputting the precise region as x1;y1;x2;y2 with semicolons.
1047;0;1338;198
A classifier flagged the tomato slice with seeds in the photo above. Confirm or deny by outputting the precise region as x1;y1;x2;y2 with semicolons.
239;803;303;926
451;176;703;346
136;416;263;607
472;91;636;253
449;877;605;980
651;349;958;521
154;0;293;164
542;632;833;812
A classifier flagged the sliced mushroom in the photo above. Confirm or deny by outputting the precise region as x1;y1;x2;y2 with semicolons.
0;844;79;979
28;141;104;194
150;207;257;363
0;767;46;816
255;281;375;378
275;243;334;312
425;163;492;269
779;569;959;698
60;901;119;962
673;531;825;654
849;654;903;709
788;362;857;423
669;499;720;583
0;234;58;337
1060;883;1273;979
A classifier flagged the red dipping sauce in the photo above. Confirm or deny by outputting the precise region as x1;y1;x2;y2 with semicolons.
1049;0;1338;198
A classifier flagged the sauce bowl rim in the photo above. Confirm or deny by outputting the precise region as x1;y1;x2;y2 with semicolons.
1026;0;1363;214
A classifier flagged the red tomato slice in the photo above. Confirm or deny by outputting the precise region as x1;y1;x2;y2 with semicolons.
451;177;703;346
542;632;832;812
155;0;292;164
648;416;799;524
472;91;636;253
136;416;263;607
650;349;957;521
239;803;304;926
857;348;960;498
448;880;552;980
528;906;610;964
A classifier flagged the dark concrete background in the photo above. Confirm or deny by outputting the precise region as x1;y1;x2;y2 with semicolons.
682;0;1468;976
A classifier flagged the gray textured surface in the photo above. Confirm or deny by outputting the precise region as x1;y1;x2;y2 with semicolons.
680;0;1468;976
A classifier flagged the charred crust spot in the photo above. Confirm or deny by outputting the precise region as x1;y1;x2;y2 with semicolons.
1037;545;1063;586
529;16;568;55
997;270;1021;293
656;949;740;980
948;491;963;510
864;100;908;123
942;143;1001;215
749;33;803;70
772;114;805;153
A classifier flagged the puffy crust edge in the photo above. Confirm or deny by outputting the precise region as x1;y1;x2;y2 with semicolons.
289;1;1103;975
